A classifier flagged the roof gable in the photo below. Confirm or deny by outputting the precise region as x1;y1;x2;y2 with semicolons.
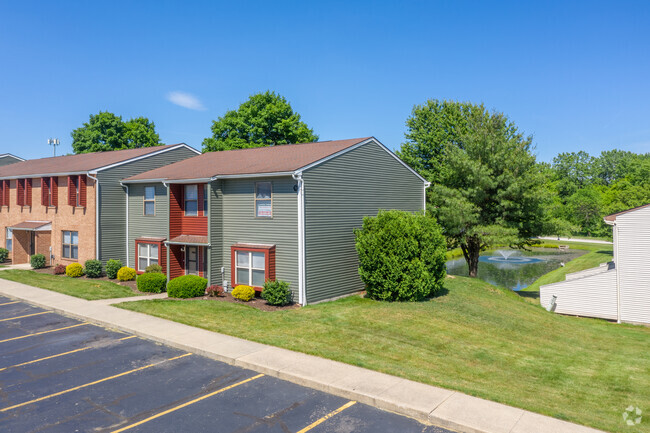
604;203;650;222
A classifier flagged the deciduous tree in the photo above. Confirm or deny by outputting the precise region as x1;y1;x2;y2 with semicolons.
71;112;161;153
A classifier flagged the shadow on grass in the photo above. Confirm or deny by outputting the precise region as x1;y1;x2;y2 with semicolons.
517;290;540;300
362;287;450;302
596;250;614;256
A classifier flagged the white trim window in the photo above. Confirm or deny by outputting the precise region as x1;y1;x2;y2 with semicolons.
255;182;272;218
138;243;159;271
235;250;265;286
144;186;155;216
62;231;78;259
184;184;198;216
203;184;208;213
6;228;12;252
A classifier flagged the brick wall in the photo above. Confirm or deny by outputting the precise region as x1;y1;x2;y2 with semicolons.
0;176;96;265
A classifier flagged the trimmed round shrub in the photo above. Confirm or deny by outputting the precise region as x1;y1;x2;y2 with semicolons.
167;275;207;298
0;247;8;263
145;263;163;274
117;266;136;281
137;272;167;293
354;210;447;302
232;285;255;302
206;285;223;297
261;280;291;306
54;264;67;275
65;263;84;278
30;254;46;269
106;259;123;279
84;259;103;278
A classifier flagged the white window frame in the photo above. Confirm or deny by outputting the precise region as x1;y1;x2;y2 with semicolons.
138;243;159;271
6;228;12;252
203;184;208;213
62;230;78;259
184;184;198;216
144;186;155;216
235;250;266;287
254;182;272;218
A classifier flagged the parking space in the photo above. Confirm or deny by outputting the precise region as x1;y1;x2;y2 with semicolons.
0;295;451;433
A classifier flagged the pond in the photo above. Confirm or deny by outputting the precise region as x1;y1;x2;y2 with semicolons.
446;248;585;291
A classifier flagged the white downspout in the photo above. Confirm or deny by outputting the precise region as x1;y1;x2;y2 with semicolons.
605;218;620;323
292;172;306;306
423;181;431;214
120;181;129;267
87;173;100;260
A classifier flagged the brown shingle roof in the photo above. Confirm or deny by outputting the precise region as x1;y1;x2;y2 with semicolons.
604;203;650;222
0;144;195;179
167;235;209;245
122;138;373;182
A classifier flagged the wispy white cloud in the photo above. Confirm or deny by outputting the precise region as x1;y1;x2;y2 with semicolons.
166;91;206;111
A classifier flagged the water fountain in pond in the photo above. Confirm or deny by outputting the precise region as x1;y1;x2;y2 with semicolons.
483;250;542;264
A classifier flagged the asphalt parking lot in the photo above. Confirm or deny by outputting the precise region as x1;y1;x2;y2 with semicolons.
0;295;452;433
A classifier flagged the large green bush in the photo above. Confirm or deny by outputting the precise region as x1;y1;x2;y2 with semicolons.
106;259;122;279
84;259;103;278
167;275;207;298
0;248;8;263
137;272;167;293
261;280;291;306
355;210;447;302
30;254;46;269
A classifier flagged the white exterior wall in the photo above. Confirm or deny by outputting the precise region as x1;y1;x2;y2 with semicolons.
615;206;650;324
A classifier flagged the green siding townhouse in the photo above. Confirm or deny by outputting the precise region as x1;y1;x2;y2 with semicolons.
121;137;428;305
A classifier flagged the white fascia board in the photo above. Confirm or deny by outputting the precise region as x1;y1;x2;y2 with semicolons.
164;241;211;247
121;178;171;184
293;137;429;184
93;144;200;173
160;178;213;184
215;172;294;179
0;171;88;180
0;154;25;161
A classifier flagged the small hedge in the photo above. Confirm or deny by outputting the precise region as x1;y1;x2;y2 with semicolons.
355;210;447;302
232;285;255;302
54;264;67;275
65;263;84;278
117;267;136;281
137;272;167;293
84;259;103;278
106;259;123;279
145;264;163;274
0;248;8;263
167;275;207;298
206;285;223;297
261;280;291;306
30;254;46;269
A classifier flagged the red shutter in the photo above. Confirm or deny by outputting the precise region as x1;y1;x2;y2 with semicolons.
0;181;3;207
41;177;48;206
3;180;9;206
51;177;58;207
68;176;75;206
79;174;87;207
17;179;24;206
25;179;32;206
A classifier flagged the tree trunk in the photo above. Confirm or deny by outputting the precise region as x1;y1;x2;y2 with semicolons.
461;237;481;278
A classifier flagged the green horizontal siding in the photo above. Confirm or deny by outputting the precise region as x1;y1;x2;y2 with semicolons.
302;140;425;304
127;182;168;267
218;177;299;300
208;179;222;287
96;146;197;264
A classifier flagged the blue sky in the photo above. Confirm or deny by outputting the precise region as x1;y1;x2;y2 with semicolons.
1;1;648;162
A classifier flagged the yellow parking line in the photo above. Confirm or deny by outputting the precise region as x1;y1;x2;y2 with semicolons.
0;311;51;322
0;323;89;344
0;301;20;306
111;373;265;433
119;335;137;341
0;335;138;372
0;353;192;412
296;401;357;433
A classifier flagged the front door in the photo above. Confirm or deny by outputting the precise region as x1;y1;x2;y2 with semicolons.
29;232;35;256
186;246;198;275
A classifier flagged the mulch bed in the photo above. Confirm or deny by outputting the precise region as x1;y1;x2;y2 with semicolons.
32;266;140;293
191;292;300;312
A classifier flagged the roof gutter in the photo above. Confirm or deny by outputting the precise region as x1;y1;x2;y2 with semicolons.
292;172;306;306
120;181;129;267
604;217;621;323
87;172;100;260
423;181;431;215
0;171;88;181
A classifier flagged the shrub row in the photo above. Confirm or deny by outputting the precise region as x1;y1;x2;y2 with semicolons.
137;272;167;293
167;275;207;298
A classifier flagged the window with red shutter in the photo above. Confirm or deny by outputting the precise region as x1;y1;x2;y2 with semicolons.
68;175;81;206
3;180;9;206
17;179;24;206
79;175;87;207
25;179;32;207
0;181;4;207
51;177;58;207
41;177;48;206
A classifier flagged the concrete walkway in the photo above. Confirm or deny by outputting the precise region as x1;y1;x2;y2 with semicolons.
537;236;613;245
0;280;605;433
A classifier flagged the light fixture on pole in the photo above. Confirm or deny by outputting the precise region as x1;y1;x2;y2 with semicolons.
48;138;60;157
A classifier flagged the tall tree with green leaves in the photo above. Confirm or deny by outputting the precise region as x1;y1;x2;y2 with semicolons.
71;111;162;153
400;100;544;277
202;91;318;152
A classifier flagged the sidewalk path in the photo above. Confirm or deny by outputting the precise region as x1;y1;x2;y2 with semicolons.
537;236;613;245
0;280;606;433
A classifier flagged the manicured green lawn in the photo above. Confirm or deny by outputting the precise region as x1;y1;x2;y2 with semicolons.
523;241;614;294
0;270;140;300
117;276;649;433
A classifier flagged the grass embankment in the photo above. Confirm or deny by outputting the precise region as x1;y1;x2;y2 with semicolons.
0;270;139;300
523;241;613;293
117;275;649;433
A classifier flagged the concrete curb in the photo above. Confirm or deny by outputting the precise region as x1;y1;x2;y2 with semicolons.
0;281;606;433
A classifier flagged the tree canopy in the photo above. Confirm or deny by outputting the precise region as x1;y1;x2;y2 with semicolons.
202;91;318;152
399;100;545;277
71;112;162;153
